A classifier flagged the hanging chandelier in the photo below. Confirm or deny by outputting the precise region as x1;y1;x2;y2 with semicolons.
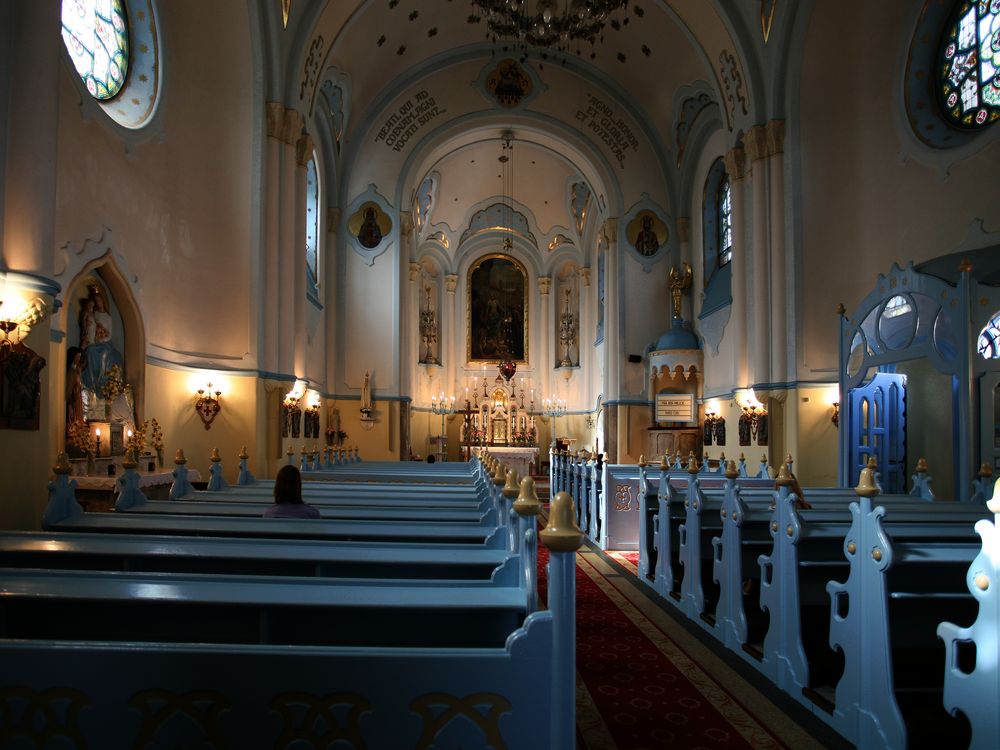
470;0;629;57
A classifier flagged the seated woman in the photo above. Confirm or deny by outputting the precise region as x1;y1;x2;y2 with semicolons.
263;465;321;518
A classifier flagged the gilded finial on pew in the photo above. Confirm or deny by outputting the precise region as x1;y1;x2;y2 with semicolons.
835;302;846;316
660;455;669;470
687;456;699;474
239;446;249;460
493;464;507;486
725;460;738;479
739;452;746;461
915;457;929;473
514;476;542;516
867;455;878;470
775;464;793;486
638;454;647;468
174;449;187;465
855;465;880;497
210;447;221;463
979;462;993;478
503;469;520;499
785;454;793;467
286;445;294;457
540;491;584;552
958;258;972;274
54;452;72;475
720;451;726;462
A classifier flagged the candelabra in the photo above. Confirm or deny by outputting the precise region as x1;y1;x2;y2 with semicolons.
558;287;577;368
703;404;726;446
430;392;456;461
419;285;438;365
542;397;567;449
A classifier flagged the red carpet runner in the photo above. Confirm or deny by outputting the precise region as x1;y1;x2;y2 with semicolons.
537;545;794;750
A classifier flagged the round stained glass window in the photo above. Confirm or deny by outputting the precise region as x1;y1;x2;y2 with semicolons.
938;0;1000;130
61;0;130;101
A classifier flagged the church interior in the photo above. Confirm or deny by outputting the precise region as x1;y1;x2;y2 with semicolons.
1;0;1000;747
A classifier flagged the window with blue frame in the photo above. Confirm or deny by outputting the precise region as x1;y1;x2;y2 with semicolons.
699;157;732;319
61;0;129;101
938;0;1000;129
718;176;732;267
305;156;320;300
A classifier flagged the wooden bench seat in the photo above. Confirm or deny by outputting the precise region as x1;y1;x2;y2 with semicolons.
48;513;505;544
0;530;512;580
0;567;528;648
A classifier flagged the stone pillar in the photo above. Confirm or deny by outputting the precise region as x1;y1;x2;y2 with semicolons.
293;133;312;377
324;207;339;391
262;103;283;374
746;124;770;387
408;261;421;396
277;108;303;376
577;267;592;399
767;120;787;384
444;273;458;392
1;0;59;275
538;275;552;401
601;219;620;399
723;148;748;386
676;218;691;321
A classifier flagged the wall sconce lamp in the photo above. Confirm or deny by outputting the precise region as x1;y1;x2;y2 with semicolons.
0;297;46;358
584;412;595;429
703;402;726;446
832;401;840;427
195;382;223;430
735;389;768;446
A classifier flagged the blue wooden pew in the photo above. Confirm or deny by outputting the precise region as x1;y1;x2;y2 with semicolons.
937;480;1000;750
4;482;583;749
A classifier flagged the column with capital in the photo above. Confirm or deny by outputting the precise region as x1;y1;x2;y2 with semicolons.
538;276;552;404
407;261;421;403
675;218;691;322
723;148;749;386
262;103;284;373
767;120;788;383
444;274;458;394
278;107;303;375
577;267;592;398
293;133;313;376
600;219;620;462
745;123;770;387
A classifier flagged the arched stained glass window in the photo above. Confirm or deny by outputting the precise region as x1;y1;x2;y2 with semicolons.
61;0;130;101
979;310;1000;359
718;176;732;267
938;0;1000;129
305;156;319;297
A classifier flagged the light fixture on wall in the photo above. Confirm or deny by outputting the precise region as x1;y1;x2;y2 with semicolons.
470;0;628;58
832;401;840;427
0;296;47;358
735;389;767;446
703;401;726;446
195;382;223;430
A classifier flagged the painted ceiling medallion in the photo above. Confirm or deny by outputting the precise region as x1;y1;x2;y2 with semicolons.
486;59;533;108
626;211;668;258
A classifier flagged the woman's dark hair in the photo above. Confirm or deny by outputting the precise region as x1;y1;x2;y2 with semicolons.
273;465;303;504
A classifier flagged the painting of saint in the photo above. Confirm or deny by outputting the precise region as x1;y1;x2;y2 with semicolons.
626;211;668;258
348;202;392;251
468;255;527;363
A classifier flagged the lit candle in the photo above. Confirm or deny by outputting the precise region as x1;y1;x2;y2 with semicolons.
127;429;133;439
95;428;101;438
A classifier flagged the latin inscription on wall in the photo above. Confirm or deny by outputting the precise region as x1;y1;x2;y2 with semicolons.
374;90;446;152
574;93;639;168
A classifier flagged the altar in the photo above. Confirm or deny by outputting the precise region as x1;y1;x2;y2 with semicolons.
473;446;539;479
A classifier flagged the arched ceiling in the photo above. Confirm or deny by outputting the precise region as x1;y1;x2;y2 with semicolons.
277;0;758;245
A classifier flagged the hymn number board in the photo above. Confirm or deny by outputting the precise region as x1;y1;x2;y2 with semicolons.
655;393;695;423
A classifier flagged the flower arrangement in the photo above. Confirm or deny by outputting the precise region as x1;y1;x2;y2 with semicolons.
66;419;96;455
325;428;348;446
142;417;164;467
100;364;125;400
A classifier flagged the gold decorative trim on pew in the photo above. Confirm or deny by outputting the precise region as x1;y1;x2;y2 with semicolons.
514;476;542;517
